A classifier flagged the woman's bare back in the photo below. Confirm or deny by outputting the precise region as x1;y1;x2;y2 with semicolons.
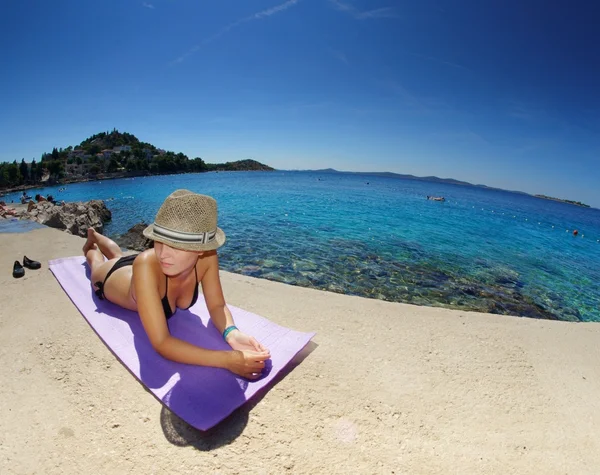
85;232;213;315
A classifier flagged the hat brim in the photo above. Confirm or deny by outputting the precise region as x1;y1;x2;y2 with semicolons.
142;224;226;251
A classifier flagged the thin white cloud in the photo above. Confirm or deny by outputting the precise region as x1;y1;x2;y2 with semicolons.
142;2;155;9
380;79;428;113
254;0;299;18
328;47;349;64
409;52;468;71
329;0;398;19
506;101;549;123
173;0;300;64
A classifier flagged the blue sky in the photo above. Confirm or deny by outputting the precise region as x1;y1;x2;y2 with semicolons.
1;0;599;206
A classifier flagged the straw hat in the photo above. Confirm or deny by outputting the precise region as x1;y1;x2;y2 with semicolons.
142;189;226;251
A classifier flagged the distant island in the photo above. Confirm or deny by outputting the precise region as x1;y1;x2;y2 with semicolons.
533;195;590;208
297;168;524;191
293;168;594;209
0;129;273;192
1;136;593;210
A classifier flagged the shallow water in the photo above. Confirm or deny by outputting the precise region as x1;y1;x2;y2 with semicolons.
3;171;599;321
0;217;46;233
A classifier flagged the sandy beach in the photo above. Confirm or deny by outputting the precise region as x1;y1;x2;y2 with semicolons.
1;226;600;475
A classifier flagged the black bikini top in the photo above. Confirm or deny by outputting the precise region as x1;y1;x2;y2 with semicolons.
162;265;199;319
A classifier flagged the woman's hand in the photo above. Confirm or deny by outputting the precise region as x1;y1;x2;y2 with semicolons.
226;329;269;353
227;349;271;379
224;330;270;379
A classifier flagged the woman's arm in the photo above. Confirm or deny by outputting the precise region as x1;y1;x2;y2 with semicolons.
132;253;230;368
202;253;269;354
133;252;268;378
201;252;235;335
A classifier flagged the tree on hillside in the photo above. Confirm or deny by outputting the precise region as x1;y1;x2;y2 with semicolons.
0;167;9;187
6;161;22;186
189;157;206;172
125;158;137;172
107;157;121;172
19;159;29;183
136;158;149;171
29;159;39;181
133;148;146;160
89;164;102;175
46;160;64;179
88;144;101;155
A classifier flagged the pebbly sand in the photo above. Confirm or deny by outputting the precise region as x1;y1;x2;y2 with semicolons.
1;226;600;474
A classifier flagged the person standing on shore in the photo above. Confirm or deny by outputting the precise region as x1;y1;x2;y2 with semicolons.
82;189;270;379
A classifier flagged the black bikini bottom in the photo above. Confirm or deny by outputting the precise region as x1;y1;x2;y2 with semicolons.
94;254;138;300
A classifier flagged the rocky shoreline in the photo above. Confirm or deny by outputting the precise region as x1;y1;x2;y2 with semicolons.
1;200;111;237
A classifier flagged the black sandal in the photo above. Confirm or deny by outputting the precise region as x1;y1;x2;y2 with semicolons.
23;255;41;269
13;261;25;278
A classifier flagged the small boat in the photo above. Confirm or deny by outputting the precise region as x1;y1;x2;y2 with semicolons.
427;195;446;202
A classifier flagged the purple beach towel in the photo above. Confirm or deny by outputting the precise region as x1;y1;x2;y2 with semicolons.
48;256;315;431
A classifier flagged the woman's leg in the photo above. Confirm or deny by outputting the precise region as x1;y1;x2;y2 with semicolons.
83;228;123;261
82;227;124;284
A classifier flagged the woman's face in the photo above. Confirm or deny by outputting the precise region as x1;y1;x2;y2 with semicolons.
154;242;201;276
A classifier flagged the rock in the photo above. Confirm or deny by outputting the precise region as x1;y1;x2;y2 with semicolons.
112;222;154;251
19;200;111;237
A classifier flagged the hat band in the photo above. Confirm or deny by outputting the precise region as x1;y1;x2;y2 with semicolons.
152;223;217;245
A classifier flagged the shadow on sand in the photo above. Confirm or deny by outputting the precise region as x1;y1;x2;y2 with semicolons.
159;340;317;450
82;262;316;450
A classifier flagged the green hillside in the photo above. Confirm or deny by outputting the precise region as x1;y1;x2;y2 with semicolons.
0;129;274;190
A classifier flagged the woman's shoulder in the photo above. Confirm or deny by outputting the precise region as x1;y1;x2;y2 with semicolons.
132;249;158;270
131;249;163;288
199;250;219;267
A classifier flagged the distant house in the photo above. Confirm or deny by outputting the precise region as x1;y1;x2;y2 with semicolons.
66;163;94;176
114;145;132;153
101;149;113;159
67;149;92;164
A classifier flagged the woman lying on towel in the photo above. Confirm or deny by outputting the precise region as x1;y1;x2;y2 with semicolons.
82;189;270;379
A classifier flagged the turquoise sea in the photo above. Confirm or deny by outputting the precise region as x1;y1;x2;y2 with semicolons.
3;171;600;321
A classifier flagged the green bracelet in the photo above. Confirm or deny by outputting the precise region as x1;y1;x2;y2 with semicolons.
222;325;238;341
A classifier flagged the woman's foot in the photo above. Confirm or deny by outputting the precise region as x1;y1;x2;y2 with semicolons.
82;228;98;255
